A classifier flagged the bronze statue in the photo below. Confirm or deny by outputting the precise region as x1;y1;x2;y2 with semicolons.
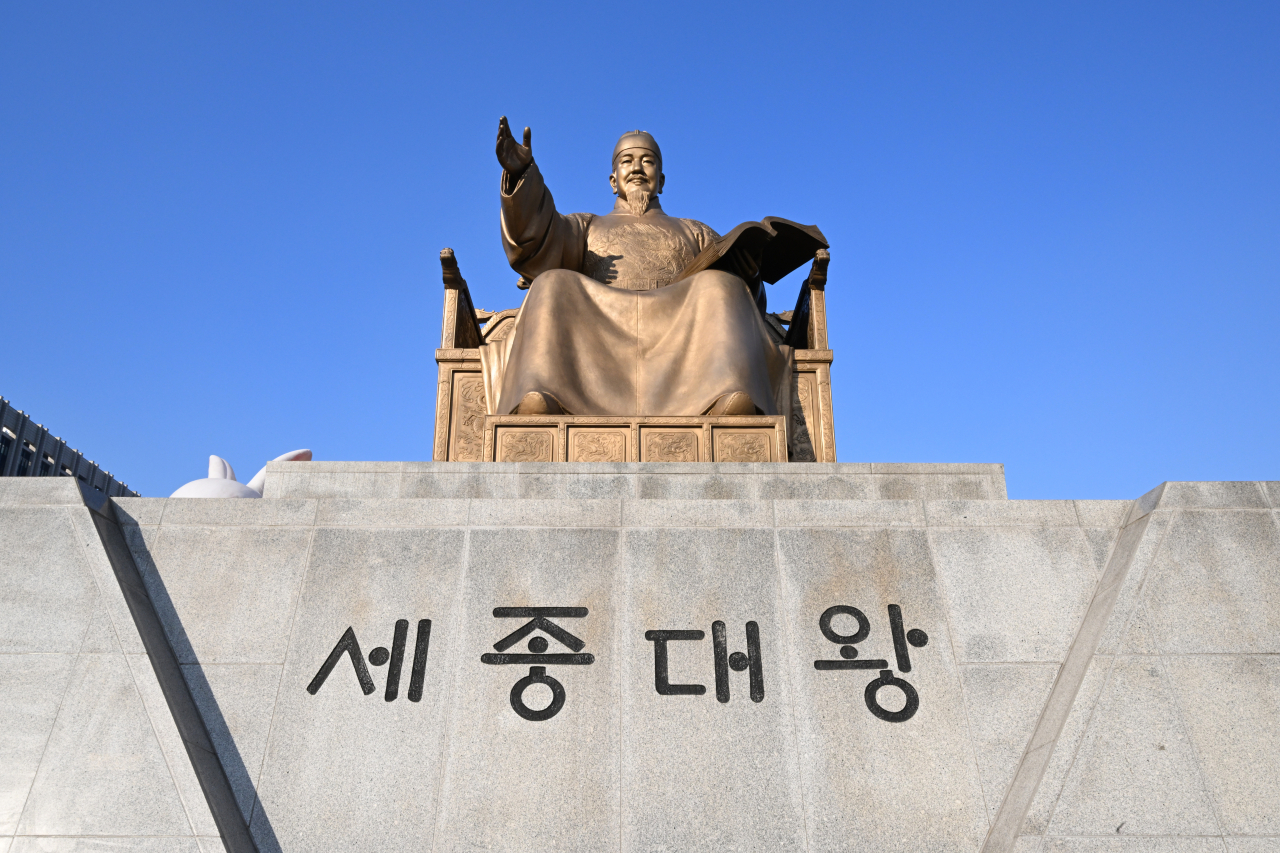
480;117;822;420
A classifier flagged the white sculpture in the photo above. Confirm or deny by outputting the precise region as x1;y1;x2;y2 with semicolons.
170;449;312;498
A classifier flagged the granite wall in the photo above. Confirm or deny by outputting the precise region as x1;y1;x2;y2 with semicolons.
2;467;1276;853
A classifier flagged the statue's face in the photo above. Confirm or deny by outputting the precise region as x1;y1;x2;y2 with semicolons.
610;148;664;200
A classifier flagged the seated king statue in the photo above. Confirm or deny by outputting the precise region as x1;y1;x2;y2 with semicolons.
479;116;810;420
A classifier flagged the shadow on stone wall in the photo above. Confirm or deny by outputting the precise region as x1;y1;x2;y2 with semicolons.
86;485;282;853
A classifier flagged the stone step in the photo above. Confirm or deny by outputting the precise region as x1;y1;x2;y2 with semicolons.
261;460;1009;501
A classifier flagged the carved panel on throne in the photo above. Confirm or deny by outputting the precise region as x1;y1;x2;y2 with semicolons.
712;428;777;463
568;427;630;463
641;428;702;462
481;416;786;463
494;426;557;462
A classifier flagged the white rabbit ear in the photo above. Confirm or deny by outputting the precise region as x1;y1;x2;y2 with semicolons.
246;449;312;496
208;455;236;481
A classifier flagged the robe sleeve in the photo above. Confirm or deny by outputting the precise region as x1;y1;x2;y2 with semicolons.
500;162;591;279
686;218;722;250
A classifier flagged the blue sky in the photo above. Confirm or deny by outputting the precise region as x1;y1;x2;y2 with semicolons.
2;1;1276;498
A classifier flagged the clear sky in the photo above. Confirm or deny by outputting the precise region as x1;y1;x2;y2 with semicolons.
2;1;1276;498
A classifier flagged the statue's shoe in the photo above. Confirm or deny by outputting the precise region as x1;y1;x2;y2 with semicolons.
706;391;756;417
514;391;565;415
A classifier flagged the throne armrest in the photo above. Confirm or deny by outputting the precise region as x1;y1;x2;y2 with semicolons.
439;248;483;350
782;249;830;350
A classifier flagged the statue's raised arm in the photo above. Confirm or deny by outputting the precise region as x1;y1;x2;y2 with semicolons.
496;116;590;282
485;122;798;422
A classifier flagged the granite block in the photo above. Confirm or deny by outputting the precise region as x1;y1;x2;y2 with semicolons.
468;497;620;527
182;663;281;822
8;839;204;852
124;655;218;836
0;477;84;506
17;654;192;836
265;471;400;500
1225;840;1280;853
77;603;122;653
1042;840;1227;853
1003;515;1172;848
64;510;145;655
517;473;636;499
926;500;1081;527
1120;602;1161;654
635;472;761;499
754;472;875;499
1094;513;1173;655
433;527;621;853
251;527;469;851
1021;654;1114;835
776;527;989;853
1127;483;1169;525
1165;655;1280;835
134;525;314;664
0;654;76;833
112;497;167;526
313;498;468;527
960;663;1060;821
785;461;872;474
1264;482;1280;508
621;498;773;528
1047;656;1220;836
619;527;806;851
773;499;924;527
1140;509;1280;654
871;462;1003;475
272;461;403;474
399;472;520;499
400;461;502;473
875;473;998;500
930;527;1101;662
1084;527;1121;574
1015;837;1046;853
1157;481;1269;509
1074;500;1131;529
159;499;317;527
0;507;98;654
517;460;654;475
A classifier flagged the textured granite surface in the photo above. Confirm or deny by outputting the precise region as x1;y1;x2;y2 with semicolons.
4;467;1277;853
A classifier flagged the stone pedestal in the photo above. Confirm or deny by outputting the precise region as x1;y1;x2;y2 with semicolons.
2;468;1278;853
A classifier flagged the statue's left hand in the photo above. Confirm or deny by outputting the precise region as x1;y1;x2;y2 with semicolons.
496;116;533;176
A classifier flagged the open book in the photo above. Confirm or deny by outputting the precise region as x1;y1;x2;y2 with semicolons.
677;216;828;284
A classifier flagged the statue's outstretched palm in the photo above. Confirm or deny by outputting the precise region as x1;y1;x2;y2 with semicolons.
496;116;532;175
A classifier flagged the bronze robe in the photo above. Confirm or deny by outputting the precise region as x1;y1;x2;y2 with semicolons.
481;162;793;418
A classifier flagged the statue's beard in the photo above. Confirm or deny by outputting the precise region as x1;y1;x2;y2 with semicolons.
621;189;652;216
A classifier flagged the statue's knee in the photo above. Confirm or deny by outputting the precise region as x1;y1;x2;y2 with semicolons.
690;269;750;299
526;269;579;305
531;269;577;289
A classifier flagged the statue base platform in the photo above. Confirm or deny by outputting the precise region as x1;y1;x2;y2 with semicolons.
2;470;1278;852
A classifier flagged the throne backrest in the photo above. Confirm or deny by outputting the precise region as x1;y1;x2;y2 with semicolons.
433;249;836;463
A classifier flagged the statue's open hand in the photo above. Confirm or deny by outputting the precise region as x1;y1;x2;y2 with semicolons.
496;116;533;176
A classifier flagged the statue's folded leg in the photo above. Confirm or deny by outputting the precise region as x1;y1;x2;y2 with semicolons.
495;268;792;417
637;270;793;417
495;269;642;416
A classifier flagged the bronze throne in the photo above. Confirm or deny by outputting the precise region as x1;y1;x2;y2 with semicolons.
432;248;836;463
